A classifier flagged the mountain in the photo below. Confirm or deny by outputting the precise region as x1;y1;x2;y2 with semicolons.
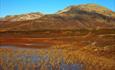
0;4;115;31
57;4;115;17
0;12;43;21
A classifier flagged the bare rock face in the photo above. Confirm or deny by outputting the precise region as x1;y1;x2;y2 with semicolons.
1;12;44;21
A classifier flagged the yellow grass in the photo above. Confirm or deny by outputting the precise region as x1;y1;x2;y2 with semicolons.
0;45;115;70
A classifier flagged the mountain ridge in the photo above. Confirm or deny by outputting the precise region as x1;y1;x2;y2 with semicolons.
0;12;44;21
0;4;115;31
1;4;115;21
57;4;115;17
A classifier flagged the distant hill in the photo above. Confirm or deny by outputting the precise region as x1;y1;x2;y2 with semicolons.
0;12;43;21
0;4;115;31
57;4;115;17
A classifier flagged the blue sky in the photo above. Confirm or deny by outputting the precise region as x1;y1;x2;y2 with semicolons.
0;0;115;17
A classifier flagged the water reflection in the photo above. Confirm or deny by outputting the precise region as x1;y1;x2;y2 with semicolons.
0;45;83;70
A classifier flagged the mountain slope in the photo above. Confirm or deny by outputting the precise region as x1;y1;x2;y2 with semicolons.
1;12;43;21
57;4;115;17
0;4;115;31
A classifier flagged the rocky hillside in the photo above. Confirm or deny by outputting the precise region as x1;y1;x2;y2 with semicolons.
0;4;115;31
57;4;115;17
0;12;43;21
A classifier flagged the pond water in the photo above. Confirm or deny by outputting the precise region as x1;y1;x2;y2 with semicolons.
0;45;83;70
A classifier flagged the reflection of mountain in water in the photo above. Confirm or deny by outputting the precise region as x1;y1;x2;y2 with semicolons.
0;45;83;70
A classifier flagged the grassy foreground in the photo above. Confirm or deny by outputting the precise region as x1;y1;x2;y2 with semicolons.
0;30;115;70
0;45;115;70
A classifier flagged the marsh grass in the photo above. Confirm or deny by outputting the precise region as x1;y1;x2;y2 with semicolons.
0;45;115;70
